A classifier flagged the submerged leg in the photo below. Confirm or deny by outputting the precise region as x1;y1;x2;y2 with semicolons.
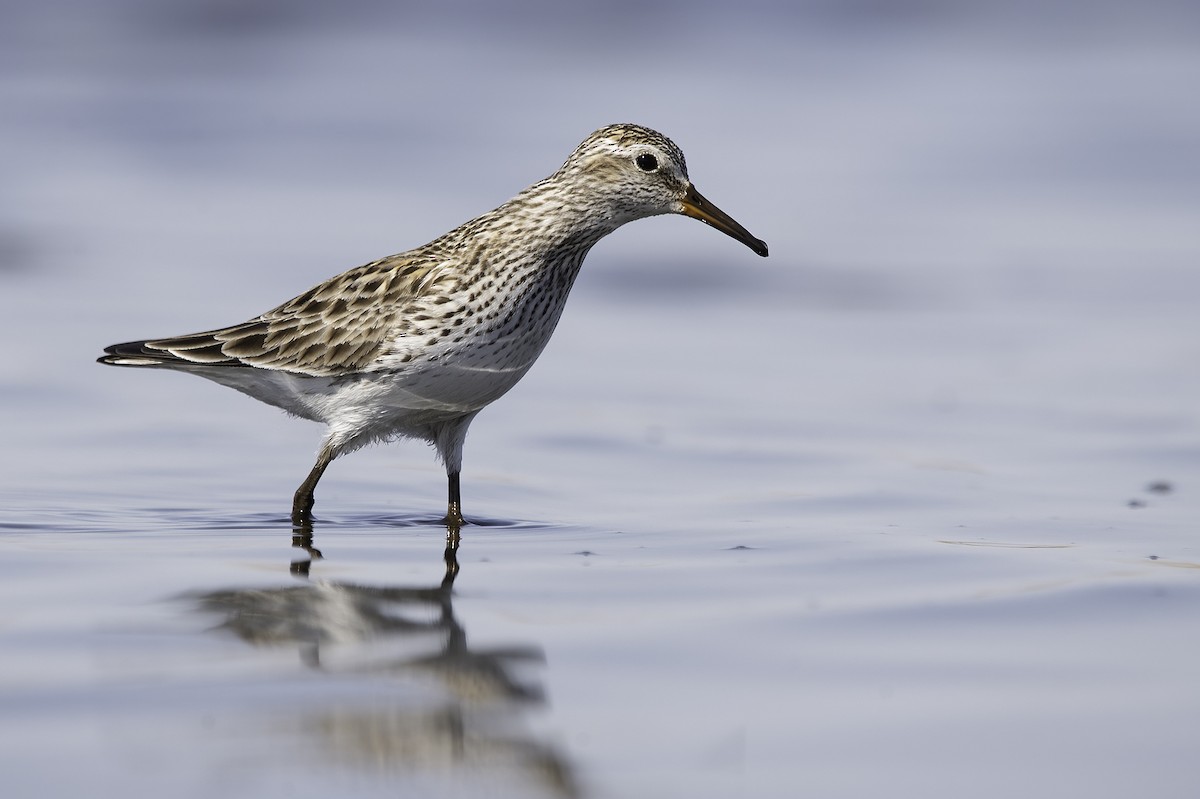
444;471;464;529
292;446;335;526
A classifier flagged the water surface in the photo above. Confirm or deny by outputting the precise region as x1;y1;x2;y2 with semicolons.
2;3;1199;797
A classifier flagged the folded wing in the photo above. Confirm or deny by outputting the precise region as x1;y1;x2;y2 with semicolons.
99;252;445;376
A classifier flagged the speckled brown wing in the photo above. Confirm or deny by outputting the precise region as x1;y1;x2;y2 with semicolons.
100;251;447;376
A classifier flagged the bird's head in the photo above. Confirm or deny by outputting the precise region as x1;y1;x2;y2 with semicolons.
555;123;768;257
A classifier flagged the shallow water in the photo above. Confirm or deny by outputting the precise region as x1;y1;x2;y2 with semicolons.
3;3;1200;797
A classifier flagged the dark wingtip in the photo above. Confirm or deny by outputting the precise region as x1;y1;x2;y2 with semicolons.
97;340;166;367
97;342;124;365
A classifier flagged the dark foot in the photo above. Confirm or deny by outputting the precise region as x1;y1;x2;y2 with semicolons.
292;449;332;527
443;471;464;532
291;489;315;527
442;507;464;529
442;495;465;534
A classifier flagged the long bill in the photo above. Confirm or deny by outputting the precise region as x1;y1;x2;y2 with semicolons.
680;184;769;257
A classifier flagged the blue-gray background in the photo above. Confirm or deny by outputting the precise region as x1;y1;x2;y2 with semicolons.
2;2;1198;797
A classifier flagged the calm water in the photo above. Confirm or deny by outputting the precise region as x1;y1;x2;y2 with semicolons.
2;3;1199;797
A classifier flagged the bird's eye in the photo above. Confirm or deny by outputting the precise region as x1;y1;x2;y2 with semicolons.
635;153;658;172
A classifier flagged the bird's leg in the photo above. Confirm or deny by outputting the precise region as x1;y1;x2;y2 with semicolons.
433;412;474;533
443;470;464;531
292;447;334;526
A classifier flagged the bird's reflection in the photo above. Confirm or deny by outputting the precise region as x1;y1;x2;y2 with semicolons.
193;521;580;798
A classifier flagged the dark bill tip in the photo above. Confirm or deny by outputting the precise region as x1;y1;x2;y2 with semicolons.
681;184;769;258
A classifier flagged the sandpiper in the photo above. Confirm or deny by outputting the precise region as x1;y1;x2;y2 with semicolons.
99;124;768;527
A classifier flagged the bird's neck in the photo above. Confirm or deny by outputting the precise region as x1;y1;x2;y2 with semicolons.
498;176;623;255
432;176;623;291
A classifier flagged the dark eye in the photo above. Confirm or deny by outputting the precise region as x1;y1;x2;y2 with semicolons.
635;152;658;172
